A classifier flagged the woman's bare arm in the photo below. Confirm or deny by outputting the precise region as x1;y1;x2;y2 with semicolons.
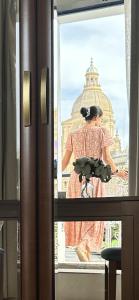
103;147;117;173
103;146;128;179
62;150;72;171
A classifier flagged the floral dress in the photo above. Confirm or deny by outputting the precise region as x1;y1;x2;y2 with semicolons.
64;125;113;252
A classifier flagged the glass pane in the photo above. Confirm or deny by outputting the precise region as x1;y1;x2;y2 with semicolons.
55;220;122;300
54;4;129;199
54;3;128;299
0;221;20;300
55;221;121;263
0;0;20;201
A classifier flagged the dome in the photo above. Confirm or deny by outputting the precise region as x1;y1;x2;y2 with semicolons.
71;60;114;122
63;59;115;136
71;89;113;119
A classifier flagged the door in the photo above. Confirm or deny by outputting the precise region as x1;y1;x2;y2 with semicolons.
20;0;54;299
37;1;54;300
20;0;38;298
19;0;139;300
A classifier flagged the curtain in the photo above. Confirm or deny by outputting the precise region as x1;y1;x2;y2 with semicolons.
0;0;17;200
126;0;139;196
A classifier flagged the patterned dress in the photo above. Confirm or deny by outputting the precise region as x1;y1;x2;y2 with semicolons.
64;125;113;252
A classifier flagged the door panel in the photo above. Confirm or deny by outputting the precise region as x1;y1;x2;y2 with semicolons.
0;0;54;299
20;0;38;299
37;1;54;299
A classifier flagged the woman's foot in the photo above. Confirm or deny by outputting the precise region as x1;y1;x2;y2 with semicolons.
86;249;91;261
86;247;91;261
76;247;89;262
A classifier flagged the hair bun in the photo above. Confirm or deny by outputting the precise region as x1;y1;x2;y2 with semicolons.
80;107;87;117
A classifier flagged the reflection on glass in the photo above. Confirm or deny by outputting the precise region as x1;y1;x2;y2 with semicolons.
0;0;20;201
55;221;121;300
0;221;20;300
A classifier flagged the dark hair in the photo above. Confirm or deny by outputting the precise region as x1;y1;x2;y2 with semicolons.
80;106;103;121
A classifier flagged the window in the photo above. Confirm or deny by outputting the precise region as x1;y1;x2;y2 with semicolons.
54;3;128;267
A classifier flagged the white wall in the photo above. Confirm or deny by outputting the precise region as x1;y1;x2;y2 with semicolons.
55;271;121;300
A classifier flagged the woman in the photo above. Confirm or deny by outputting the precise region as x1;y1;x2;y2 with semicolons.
62;106;128;262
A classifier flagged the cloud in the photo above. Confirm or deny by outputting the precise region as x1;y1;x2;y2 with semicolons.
60;15;125;46
59;13;128;147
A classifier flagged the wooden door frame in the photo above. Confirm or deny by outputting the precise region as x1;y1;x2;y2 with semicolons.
20;0;54;299
20;0;38;299
55;197;139;299
0;201;19;219
19;0;139;299
37;0;54;299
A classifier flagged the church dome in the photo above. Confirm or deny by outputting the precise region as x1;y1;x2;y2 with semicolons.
71;89;113;119
71;59;114;126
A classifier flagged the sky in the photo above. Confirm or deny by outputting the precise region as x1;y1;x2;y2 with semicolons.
59;13;129;148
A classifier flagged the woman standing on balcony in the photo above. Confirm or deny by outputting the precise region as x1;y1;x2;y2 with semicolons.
62;105;128;261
